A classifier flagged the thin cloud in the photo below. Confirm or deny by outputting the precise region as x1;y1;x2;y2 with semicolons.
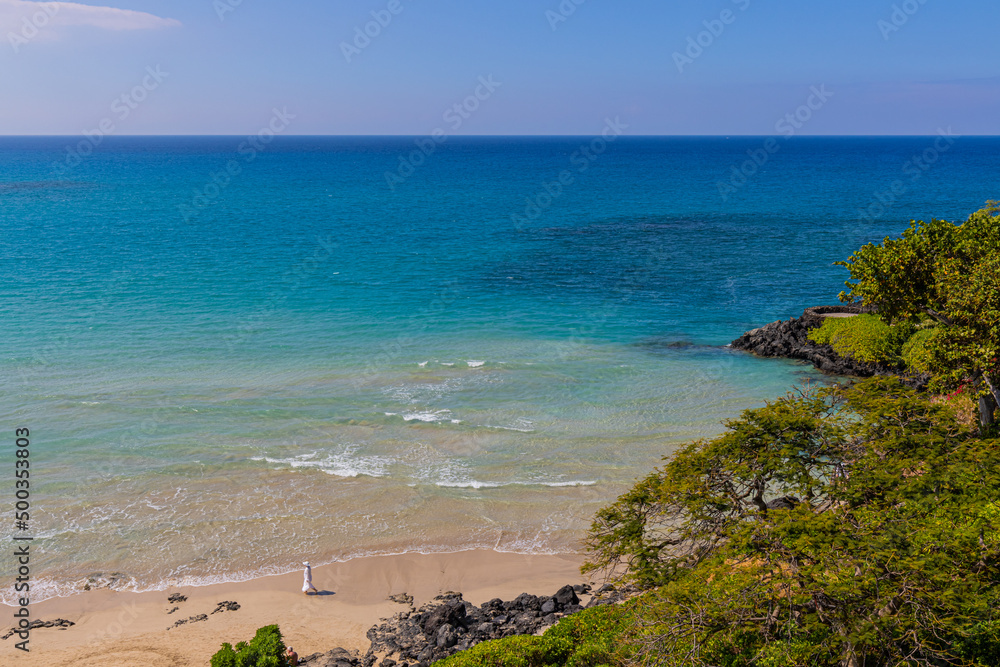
0;0;181;33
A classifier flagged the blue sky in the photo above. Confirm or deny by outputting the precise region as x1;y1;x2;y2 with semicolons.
1;0;997;134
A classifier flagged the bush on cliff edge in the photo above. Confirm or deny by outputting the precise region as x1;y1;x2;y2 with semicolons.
807;313;913;365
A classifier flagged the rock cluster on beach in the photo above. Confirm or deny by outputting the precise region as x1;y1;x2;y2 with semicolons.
166;598;240;630
1;618;74;640
211;600;241;614
300;583;625;667
730;305;927;388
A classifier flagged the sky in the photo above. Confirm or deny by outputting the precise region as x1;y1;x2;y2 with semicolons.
0;0;998;135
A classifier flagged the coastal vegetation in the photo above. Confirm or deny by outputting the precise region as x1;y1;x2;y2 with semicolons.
836;202;1000;429
583;377;1000;666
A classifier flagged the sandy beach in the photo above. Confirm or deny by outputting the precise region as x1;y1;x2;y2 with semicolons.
3;550;587;666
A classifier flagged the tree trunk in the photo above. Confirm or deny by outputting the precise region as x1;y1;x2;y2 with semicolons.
979;393;998;430
973;371;999;431
983;372;1000;422
839;637;860;667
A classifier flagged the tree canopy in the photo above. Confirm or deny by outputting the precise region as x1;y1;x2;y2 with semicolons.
584;378;1000;666
836;203;1000;427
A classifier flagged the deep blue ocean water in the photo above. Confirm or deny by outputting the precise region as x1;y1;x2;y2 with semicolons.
2;136;997;601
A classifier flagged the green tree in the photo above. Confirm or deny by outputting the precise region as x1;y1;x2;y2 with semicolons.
836;202;1000;428
583;389;846;589
211;624;287;667
584;378;1000;666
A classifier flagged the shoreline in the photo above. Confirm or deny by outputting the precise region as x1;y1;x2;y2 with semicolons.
4;550;587;666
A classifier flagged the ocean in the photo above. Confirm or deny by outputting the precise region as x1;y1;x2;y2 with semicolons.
2;135;998;603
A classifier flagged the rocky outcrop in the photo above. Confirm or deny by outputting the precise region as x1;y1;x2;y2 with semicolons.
360;584;602;667
300;647;361;666
731;305;928;389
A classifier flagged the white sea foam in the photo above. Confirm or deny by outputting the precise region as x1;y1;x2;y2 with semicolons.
485;424;535;433
418;361;428;367
467;360;485;368
386;410;456;424
251;447;389;478
435;479;596;489
436;480;502;489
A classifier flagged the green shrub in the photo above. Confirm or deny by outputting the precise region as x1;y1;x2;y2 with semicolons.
211;624;287;667
954;620;1000;666
437;601;636;667
900;327;938;373
807;314;913;364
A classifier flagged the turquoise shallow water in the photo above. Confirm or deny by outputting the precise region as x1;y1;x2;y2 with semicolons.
1;136;998;602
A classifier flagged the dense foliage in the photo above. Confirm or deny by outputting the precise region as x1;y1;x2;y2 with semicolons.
837;202;1000;427
584;378;1000;666
211;624;287;667
899;327;938;374
807;314;913;365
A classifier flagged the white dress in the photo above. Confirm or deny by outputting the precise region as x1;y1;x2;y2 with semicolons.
302;564;314;592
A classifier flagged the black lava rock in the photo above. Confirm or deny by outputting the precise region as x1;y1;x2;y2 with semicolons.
552;585;579;609
300;648;360;667
1;619;74;641
362;585;588;666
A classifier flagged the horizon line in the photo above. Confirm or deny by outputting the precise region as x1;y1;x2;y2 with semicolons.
2;134;998;138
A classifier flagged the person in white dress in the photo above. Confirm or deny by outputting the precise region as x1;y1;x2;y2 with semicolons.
302;561;319;595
